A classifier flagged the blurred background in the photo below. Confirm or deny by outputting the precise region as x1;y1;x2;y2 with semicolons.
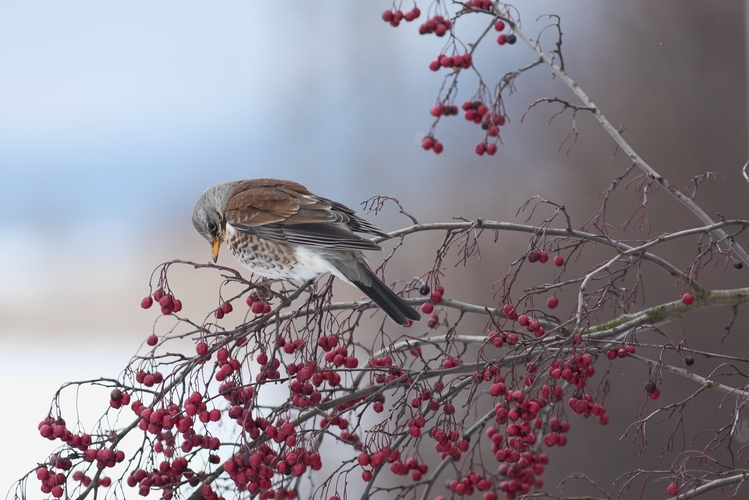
1;1;747;498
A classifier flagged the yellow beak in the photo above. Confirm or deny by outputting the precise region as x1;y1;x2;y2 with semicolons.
211;239;221;263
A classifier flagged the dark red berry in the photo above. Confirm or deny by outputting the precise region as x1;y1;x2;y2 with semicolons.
141;297;153;309
553;255;564;266
546;296;559;309
147;334;158;346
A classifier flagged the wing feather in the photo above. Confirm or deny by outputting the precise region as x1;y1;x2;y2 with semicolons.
224;179;385;250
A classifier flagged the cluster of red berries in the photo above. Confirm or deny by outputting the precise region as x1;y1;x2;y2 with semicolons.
277;335;304;355
431;426;470;461
36;417;124;496
141;288;183;316
449;471;495;496
247;293;273;315
548;353;594;389
265;420;298;447
645;380;661;400
567;392;609;424
214;347;241;382
420;284;444;314
218;380;258;435
605;344;636;360
126;458;209;499
418;14;450;36
542;416;570;447
517;313;546;338
488;330;520;348
256;352;282;381
224;443;277;493
72;470;111;488
322;342;360;369
430;103;460;117
421;136;444;154
429;52;473;71
135;369;164;388
109;388;131;409
368;354;409;385
381;7;420;27
465;0;494;10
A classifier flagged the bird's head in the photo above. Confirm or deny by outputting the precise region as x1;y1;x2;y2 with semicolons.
192;182;236;262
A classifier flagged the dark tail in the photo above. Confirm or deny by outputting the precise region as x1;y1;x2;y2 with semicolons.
352;270;421;326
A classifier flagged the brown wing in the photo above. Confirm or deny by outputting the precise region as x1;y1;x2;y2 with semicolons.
224;179;384;250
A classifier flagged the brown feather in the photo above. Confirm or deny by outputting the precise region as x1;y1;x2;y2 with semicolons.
223;179;386;250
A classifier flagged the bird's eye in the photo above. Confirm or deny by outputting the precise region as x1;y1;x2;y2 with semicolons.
207;221;217;233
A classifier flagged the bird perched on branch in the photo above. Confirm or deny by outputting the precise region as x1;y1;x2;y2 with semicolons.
192;178;420;326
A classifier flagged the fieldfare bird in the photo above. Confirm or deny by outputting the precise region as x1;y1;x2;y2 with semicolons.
192;179;420;325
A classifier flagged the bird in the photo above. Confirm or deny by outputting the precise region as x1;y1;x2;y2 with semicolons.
192;179;421;326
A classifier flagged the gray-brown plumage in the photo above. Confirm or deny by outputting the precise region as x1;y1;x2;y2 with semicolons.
192;179;420;325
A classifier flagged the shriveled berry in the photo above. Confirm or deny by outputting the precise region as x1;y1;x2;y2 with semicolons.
734;261;744;269
644;380;656;393
506;34;517;44
684;356;695;366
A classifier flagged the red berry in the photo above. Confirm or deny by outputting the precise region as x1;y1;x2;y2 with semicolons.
196;342;208;356
667;482;679;496
497;34;507;45
172;298;182;312
475;142;486;155
538;251;549;263
546;296;559;309
421;302;434;314
494;20;506;31
147;334;158;346
251;301;265;314
486;143;497;155
681;293;694;305
381;10;393;22
429;59;440;71
141;297;153;309
553;255;564;266
220;302;233;314
422;137;434;150
433;141;444;154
